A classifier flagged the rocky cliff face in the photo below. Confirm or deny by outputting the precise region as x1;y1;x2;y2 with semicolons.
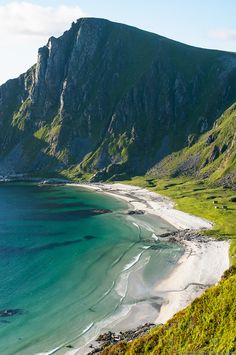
0;18;236;179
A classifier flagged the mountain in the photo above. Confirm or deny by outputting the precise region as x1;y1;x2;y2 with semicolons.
150;102;236;185
0;17;236;180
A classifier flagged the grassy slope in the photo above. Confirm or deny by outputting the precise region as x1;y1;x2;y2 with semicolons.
101;176;236;354
102;269;236;354
123;176;236;265
3;21;236;176
60;101;236;182
150;103;236;183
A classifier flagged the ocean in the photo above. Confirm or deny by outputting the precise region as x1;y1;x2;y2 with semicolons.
0;183;183;354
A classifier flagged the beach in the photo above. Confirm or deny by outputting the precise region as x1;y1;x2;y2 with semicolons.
0;180;230;355
66;182;230;355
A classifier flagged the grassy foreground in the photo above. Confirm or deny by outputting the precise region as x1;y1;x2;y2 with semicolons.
101;176;236;354
102;269;236;354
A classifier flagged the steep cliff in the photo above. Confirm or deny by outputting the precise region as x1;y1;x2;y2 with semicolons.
0;18;236;179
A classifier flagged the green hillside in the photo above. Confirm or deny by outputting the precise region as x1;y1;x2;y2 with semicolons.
150;103;236;185
99;175;236;354
1;18;236;178
102;268;236;354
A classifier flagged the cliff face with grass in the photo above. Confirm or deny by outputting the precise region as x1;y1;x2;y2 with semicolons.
0;18;236;180
150;103;236;185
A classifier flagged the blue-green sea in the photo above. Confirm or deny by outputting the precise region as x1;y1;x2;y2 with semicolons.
0;183;183;354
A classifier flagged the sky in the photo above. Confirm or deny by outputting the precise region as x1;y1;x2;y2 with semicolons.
1;0;236;85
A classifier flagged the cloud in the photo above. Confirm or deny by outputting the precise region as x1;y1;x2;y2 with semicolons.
0;2;86;84
0;1;86;39
209;29;236;41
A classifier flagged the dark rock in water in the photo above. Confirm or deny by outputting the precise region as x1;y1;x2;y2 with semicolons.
59;209;111;219
84;235;96;240
33;239;82;251
0;309;24;317
26;209;112;222
48;196;76;201
0;320;10;324
65;345;74;349
39;201;89;209
92;209;112;215
0;238;82;257
128;210;145;215
159;229;209;244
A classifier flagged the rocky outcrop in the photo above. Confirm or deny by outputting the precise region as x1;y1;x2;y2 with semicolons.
1;18;236;179
88;323;156;354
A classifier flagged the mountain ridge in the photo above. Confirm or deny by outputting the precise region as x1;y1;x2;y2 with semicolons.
0;17;236;181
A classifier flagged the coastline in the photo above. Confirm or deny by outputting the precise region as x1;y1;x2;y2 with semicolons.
67;182;229;354
0;179;229;354
68;183;213;230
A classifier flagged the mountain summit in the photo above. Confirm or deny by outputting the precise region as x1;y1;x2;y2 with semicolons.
0;18;236;180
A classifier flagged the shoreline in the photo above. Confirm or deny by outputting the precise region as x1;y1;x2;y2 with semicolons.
66;183;229;354
68;182;213;230
0;179;230;354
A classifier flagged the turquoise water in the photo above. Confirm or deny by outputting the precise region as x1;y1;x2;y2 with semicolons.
0;183;182;354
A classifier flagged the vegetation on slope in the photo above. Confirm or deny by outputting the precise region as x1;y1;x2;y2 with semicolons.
150;102;236;184
99;103;236;354
120;176;236;265
100;176;236;354
102;267;236;354
1;19;236;176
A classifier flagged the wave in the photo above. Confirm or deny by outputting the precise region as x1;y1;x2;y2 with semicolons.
152;233;159;241
123;252;143;271
115;271;130;298
115;251;146;298
93;281;115;306
37;323;95;355
36;345;65;355
111;241;136;268
72;304;134;355
80;322;94;336
132;219;156;238
132;222;140;229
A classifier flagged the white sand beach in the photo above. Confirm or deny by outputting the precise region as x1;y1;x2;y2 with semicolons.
69;183;213;230
65;182;229;354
